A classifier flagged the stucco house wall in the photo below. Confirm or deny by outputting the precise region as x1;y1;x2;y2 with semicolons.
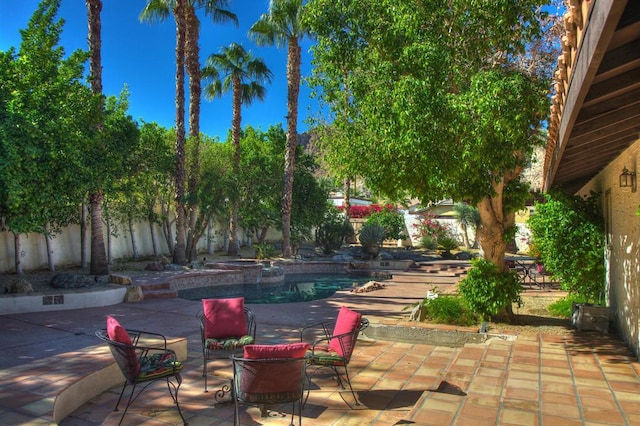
578;138;640;357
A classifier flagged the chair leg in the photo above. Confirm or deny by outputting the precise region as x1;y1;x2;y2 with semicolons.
118;382;138;426
166;374;187;425
203;350;209;392
114;380;128;412
341;366;359;406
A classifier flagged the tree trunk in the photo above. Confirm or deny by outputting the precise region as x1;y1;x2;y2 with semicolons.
172;0;187;265
86;0;108;275
228;76;242;256
149;219;158;258
460;223;470;249
102;198;112;265
14;232;22;275
185;5;201;262
80;203;88;270
207;218;214;254
90;192;109;274
281;38;301;258
343;177;351;218
45;222;55;272
128;217;138;260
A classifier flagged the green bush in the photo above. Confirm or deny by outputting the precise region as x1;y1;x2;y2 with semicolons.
528;191;605;303
438;235;459;252
366;209;407;241
419;295;479;326
359;222;386;259
254;242;276;259
458;258;522;321
315;208;354;254
419;235;437;250
548;294;588;318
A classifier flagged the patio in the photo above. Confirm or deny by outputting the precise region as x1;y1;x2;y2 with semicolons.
2;265;640;425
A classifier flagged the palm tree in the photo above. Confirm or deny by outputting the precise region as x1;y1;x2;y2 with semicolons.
141;0;236;263
249;0;309;258
184;1;236;260
202;42;273;256
454;202;481;249
86;0;109;275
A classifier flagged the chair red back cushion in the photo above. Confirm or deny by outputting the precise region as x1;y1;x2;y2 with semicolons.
202;297;247;339
329;306;362;357
106;316;140;378
239;343;310;395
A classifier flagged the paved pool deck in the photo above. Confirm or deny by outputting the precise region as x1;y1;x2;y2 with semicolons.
2;263;640;425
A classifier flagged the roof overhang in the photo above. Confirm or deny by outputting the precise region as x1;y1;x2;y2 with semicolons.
544;0;640;194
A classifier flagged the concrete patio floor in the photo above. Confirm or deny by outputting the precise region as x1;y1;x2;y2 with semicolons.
2;263;640;425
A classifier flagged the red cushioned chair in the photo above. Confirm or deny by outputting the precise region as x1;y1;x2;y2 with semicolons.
300;306;369;405
197;297;256;395
96;316;186;425
231;343;309;426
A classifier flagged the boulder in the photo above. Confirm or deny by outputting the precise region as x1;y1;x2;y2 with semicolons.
109;274;133;285
11;279;34;294
125;286;144;303
50;273;98;289
145;262;164;272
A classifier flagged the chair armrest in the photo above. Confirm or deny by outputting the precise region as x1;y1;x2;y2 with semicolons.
299;321;333;342
126;329;169;349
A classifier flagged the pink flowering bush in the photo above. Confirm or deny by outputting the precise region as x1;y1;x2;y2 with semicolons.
412;214;457;250
336;204;395;219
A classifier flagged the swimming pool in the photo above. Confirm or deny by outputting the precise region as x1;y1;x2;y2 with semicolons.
178;274;375;304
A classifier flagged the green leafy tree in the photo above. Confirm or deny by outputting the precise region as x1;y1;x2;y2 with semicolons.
0;0;101;273
305;0;557;316
202;42;273;256
366;208;406;241
250;0;311;258
528;191;605;303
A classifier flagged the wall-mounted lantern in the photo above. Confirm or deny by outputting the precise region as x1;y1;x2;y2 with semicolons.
619;166;636;192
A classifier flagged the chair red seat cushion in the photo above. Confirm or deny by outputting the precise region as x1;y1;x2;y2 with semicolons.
202;297;247;339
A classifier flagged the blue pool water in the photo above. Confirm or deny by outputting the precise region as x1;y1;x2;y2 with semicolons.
178;274;375;304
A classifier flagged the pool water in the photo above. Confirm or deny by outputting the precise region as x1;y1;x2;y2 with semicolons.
178;274;376;304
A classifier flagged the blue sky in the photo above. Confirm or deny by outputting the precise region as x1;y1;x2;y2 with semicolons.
0;0;319;140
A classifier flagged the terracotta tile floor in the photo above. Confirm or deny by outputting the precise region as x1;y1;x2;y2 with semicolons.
1;261;639;425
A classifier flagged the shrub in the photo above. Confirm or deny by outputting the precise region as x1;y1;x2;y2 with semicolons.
548;294;588;318
458;258;522;321
366;209;407;241
419;295;479;326
338;203;395;218
315;208;354;254
359;222;386;259
528;191;605;303
420;235;438;250
254;242;276;259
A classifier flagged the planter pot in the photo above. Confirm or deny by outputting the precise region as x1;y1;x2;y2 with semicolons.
571;303;610;333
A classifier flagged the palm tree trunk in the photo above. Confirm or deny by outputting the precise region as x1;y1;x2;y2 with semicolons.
228;77;242;256
185;5;201;260
282;38;301;258
172;0;187;265
86;0;109;275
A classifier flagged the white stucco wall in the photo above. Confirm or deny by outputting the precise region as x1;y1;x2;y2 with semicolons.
579;138;640;358
0;218;255;273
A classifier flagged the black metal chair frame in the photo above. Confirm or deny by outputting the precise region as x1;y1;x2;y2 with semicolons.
300;317;369;405
197;307;256;399
230;355;306;426
95;329;186;425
